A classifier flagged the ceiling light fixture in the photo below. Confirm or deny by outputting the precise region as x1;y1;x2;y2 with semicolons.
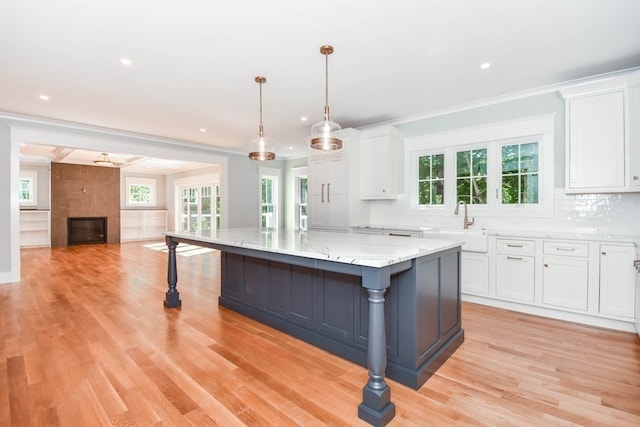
120;58;132;66
480;62;491;70
248;76;275;161
39;94;49;101
93;152;120;167
310;45;342;151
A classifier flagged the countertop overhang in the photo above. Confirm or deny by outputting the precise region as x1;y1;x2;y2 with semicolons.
165;228;461;268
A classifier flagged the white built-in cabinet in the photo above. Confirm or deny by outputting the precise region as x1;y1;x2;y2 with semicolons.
308;128;366;231
461;252;490;295
560;70;640;193
308;152;349;230
473;234;637;330
20;210;50;247
495;238;536;302
360;127;399;200
599;244;636;318
542;241;589;311
120;210;167;242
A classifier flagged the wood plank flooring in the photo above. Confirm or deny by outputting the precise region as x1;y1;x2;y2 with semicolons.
2;242;639;426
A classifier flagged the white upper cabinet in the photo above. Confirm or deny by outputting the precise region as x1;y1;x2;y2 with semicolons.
360;126;400;200
560;70;640;193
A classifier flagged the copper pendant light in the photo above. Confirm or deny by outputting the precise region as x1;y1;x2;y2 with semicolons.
248;76;276;161
310;45;342;150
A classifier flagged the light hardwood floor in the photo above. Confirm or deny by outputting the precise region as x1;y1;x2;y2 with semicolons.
2;242;639;426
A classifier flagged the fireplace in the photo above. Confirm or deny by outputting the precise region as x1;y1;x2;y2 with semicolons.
67;217;107;245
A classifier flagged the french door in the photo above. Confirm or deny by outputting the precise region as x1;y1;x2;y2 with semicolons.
179;184;219;234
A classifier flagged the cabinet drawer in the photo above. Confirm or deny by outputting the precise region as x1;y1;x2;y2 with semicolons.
543;241;589;257
496;239;535;254
383;229;422;238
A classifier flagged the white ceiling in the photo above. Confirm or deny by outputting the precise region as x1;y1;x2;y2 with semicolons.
3;0;640;164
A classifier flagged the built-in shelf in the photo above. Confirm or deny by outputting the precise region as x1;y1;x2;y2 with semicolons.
120;210;167;242
20;210;51;247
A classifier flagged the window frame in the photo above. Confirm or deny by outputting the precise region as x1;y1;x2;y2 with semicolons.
125;177;157;207
405;115;555;219
19;169;38;207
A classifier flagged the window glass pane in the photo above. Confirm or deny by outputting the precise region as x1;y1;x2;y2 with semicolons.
431;181;444;205
472;149;487;176
418;156;430;180
502;175;519;204
521;174;539;204
456;178;471;204
432;154;444;179
418;181;430;205
520;142;539;173
471;177;487;204
457;151;470;177
502;145;519;174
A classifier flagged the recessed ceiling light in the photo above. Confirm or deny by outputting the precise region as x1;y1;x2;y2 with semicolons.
480;62;491;70
39;94;49;101
200;128;207;132
289;146;294;150
120;58;132;66
300;116;307;122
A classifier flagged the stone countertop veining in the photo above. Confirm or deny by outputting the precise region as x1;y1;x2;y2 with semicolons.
165;228;461;269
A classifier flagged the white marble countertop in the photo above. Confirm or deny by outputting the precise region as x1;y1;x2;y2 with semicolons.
166;228;461;268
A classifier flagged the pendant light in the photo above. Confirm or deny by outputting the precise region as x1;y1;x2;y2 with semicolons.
248;76;276;161
310;45;342;150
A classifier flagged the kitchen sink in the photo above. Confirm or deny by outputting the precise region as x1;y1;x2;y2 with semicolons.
420;227;489;253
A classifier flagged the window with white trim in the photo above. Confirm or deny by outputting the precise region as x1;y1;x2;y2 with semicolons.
500;140;539;205
456;147;487;205
19;170;38;206
125;177;156;207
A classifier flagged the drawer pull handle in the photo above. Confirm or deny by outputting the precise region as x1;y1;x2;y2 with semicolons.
507;256;523;261
601;252;606;255
389;233;411;237
556;247;575;251
507;244;524;248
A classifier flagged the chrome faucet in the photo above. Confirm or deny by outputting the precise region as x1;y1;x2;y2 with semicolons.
454;201;474;229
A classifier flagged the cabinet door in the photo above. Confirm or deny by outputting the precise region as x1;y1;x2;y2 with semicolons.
461;252;489;295
308;155;348;230
360;135;397;200
567;91;625;191
599;244;636;318
496;254;535;302
542;257;588;310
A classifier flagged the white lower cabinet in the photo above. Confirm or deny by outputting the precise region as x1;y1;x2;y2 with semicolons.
20;210;51;247
496;254;535;302
542;241;589;311
599;244;636;318
542;257;589;311
495;238;536;303
121;210;168;242
461;252;489;295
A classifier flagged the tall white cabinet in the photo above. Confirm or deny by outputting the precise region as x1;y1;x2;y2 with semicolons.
308;153;349;230
308;128;367;231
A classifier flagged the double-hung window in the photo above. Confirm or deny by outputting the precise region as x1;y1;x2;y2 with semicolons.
456;148;487;205
500;141;539;205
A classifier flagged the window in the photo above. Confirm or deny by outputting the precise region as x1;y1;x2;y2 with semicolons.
456;148;487;204
405;115;554;218
19;170;38;206
259;167;280;231
261;177;276;230
417;153;445;206
501;141;539;204
126;177;156;206
298;176;308;230
179;185;217;233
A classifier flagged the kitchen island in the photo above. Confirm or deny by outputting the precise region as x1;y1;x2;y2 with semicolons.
164;228;464;426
